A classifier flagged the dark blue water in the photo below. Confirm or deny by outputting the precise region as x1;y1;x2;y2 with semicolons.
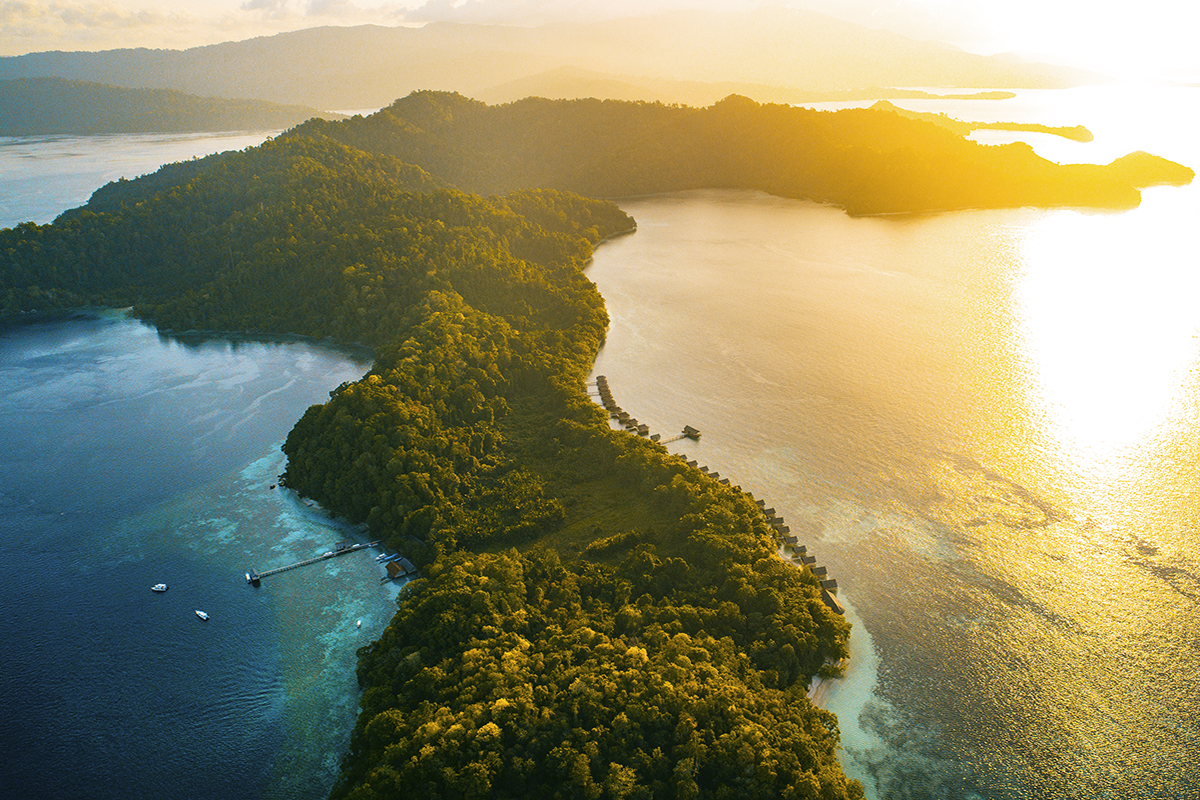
0;311;374;799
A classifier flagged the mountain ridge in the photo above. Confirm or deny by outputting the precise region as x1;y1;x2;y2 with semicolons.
0;76;343;135
0;9;1104;109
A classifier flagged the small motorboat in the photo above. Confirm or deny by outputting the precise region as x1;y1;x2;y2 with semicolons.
195;610;209;621
356;619;361;628
151;583;168;593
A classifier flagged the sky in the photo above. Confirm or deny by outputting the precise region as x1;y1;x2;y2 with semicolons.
2;0;1197;81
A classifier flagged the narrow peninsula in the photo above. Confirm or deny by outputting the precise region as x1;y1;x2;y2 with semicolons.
1;90;1191;799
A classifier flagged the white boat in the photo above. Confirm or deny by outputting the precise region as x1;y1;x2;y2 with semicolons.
151;583;168;592
195;610;209;621
356;619;361;628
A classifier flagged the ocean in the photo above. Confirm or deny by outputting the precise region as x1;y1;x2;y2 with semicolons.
3;83;1198;798
0;132;397;799
587;83;1200;798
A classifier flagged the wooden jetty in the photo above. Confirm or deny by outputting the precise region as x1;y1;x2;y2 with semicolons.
248;540;380;583
589;375;699;445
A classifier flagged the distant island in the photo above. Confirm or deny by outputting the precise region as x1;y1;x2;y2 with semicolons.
0;77;342;136
474;66;1021;107
2;90;1190;800
869;100;1094;142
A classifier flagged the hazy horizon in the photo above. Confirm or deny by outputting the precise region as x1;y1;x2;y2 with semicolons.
3;1;1197;83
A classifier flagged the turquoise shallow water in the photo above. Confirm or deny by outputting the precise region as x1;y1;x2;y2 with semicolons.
0;312;394;799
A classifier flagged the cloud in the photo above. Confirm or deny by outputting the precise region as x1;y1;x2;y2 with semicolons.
1;0;172;31
241;0;294;20
396;0;750;26
0;1;280;55
237;0;407;22
0;0;408;55
307;0;362;15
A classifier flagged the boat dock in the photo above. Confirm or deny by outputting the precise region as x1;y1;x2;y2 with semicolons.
247;540;380;584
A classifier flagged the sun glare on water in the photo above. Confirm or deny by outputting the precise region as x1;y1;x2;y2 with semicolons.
1011;200;1200;527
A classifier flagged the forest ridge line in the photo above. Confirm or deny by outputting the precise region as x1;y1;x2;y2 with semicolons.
295;91;1192;216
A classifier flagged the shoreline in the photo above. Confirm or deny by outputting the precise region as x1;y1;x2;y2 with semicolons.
583;368;852;707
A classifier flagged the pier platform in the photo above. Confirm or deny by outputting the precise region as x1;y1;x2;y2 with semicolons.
248;540;380;584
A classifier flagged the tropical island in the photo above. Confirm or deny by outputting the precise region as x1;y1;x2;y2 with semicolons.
0;77;342;136
868;99;1095;142
0;91;1192;799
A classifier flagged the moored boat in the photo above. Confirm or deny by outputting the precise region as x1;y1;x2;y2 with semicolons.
151;583;168;592
195;610;209;621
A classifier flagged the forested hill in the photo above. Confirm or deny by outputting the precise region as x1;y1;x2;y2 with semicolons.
0;77;342;135
297;91;1192;215
0;118;860;798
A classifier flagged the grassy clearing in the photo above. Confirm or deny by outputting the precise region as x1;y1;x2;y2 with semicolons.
486;393;705;564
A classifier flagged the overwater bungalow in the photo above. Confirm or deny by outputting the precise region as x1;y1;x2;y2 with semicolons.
821;588;845;615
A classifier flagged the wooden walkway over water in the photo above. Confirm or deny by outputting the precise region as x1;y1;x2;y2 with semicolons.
249;540;380;583
591;375;700;443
